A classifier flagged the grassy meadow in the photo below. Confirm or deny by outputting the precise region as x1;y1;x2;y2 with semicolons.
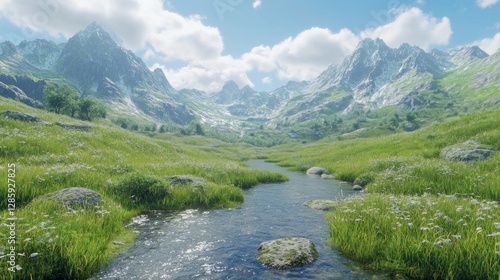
0;97;287;279
267;110;500;279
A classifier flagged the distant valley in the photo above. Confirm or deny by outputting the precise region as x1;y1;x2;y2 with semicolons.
1;22;498;145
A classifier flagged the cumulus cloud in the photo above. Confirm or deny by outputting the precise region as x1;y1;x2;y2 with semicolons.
0;0;223;61
242;28;358;81
476;0;500;8
253;0;262;9
154;55;254;93
361;7;452;50
262;77;273;84
471;33;500;54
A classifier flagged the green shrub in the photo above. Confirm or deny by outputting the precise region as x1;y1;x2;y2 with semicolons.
110;172;170;209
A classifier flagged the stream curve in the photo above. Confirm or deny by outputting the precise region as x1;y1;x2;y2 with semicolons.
91;160;386;279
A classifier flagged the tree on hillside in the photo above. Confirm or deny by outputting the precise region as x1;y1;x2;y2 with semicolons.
78;97;107;121
44;84;80;115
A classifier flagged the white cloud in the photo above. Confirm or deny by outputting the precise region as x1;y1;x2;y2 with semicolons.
476;0;500;8
471;33;500;54
361;7;452;50
243;27;359;81
253;0;262;9
262;77;273;84
154;55;254;93
0;0;223;61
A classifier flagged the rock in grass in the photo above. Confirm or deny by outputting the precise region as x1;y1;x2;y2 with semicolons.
306;167;330;176
168;175;205;188
54;122;92;131
46;187;103;209
0;110;41;122
321;174;334;179
304;200;337;211
440;140;496;162
257;238;318;269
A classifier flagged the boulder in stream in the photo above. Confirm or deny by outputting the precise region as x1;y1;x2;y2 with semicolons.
306;167;330;176
257;238;318;269
304;200;337;211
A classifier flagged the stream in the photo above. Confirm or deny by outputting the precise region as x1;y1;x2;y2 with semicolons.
91;160;386;279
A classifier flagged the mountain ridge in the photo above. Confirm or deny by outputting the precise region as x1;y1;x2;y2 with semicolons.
0;23;498;141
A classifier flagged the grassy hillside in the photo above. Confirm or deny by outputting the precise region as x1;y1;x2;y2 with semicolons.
0;97;287;279
267;110;500;279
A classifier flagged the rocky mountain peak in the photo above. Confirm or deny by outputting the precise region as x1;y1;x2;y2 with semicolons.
448;46;488;66
221;80;240;92
17;39;62;70
0;41;18;57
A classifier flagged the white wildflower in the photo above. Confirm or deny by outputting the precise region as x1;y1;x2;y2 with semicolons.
25;226;37;233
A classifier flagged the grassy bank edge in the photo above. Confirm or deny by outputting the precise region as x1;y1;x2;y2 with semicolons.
266;110;500;279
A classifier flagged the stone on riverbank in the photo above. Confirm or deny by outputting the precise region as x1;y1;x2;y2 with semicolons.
304;200;337;211
306;167;330;176
257;238;318;269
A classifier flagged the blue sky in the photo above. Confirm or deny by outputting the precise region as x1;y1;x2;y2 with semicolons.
0;0;499;92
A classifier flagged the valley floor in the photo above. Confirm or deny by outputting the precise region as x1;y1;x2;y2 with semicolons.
1;95;499;279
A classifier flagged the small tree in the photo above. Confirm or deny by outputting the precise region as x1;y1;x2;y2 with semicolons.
44;84;80;115
78;97;106;121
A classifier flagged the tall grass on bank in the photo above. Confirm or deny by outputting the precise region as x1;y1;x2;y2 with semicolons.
110;172;245;210
0;198;136;280
327;193;500;279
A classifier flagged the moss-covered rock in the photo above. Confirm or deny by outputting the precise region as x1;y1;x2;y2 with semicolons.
257;238;318;269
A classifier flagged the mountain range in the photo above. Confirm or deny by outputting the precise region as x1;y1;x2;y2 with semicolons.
0;22;498;136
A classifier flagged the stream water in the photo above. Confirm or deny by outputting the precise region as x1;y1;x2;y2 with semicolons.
91;160;386;279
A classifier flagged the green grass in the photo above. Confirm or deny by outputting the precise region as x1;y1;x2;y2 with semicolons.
0;198;136;279
267;109;500;279
327;193;500;279
0;97;287;279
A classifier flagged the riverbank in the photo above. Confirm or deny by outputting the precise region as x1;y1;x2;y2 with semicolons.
0;99;286;279
267;110;500;279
